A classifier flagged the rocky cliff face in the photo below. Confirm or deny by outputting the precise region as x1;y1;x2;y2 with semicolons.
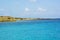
0;16;16;22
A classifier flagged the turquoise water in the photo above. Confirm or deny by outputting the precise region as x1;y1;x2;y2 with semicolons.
0;20;60;40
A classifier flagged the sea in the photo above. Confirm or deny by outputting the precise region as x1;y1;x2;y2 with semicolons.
0;20;60;40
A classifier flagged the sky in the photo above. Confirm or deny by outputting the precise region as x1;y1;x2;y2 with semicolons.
0;0;60;18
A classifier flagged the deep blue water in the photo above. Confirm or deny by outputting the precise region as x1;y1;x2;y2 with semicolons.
0;20;60;40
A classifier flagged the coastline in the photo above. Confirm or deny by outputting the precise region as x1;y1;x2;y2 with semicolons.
0;16;60;22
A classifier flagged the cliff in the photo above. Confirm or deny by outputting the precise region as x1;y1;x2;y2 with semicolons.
0;16;16;22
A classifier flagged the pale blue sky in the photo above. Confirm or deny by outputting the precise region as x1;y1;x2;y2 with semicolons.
0;0;60;18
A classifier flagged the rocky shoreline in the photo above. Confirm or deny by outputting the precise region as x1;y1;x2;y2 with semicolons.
0;16;60;22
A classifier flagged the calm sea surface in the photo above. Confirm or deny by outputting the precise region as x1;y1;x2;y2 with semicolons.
0;20;60;40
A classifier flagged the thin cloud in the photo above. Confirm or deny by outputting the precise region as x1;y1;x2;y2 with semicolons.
37;8;47;12
24;7;47;13
24;8;30;12
29;0;37;2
